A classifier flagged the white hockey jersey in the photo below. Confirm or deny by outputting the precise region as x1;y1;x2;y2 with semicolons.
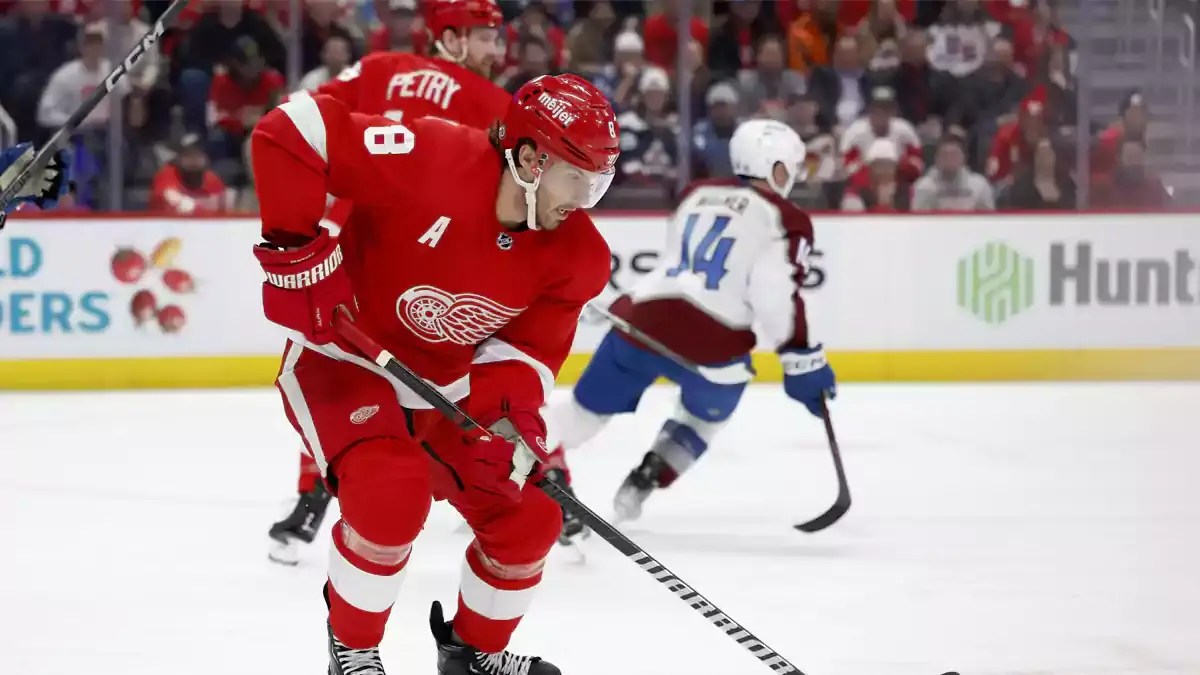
610;179;814;365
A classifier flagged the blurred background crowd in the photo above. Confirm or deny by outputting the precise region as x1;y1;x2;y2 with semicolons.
0;0;1197;214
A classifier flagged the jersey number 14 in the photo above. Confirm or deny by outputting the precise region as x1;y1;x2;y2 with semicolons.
665;214;734;290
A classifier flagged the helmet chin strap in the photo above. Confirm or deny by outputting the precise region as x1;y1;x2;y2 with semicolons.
504;148;542;230
434;32;468;64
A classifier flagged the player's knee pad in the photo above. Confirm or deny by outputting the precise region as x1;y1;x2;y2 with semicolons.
473;489;561;567
469;540;545;581
334;437;432;547
649;403;729;482
338;521;414;566
543;396;610;451
520;489;566;556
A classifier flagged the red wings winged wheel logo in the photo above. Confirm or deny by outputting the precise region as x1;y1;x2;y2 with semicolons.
396;285;524;345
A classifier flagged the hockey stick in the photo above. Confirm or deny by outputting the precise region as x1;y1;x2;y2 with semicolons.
0;0;192;230
792;398;850;533
589;302;849;533
332;308;806;675
586;302;755;385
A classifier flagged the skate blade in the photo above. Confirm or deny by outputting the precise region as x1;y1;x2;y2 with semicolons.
268;537;300;566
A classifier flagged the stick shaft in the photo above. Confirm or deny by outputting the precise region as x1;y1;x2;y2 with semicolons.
588;302;706;375
588;302;755;385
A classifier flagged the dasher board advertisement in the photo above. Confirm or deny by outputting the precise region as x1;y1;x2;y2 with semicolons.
1;213;1197;388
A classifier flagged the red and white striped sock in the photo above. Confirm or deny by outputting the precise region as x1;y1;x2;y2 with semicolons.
326;518;412;649
452;542;543;653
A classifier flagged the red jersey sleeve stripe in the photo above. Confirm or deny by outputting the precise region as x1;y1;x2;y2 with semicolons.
278;91;329;164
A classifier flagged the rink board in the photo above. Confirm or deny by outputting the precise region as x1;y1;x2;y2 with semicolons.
0;212;1197;389
2;348;1199;390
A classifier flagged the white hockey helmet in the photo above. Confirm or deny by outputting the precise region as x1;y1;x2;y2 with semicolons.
729;119;807;198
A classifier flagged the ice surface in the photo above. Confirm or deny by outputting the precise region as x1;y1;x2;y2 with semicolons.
1;383;1197;675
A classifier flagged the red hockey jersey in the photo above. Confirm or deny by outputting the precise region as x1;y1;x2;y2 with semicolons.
251;94;610;414
313;51;511;128
312;51;512;227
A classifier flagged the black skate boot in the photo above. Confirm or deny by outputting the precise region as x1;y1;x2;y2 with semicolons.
612;451;674;523
541;468;587;546
327;623;386;675
430;601;562;675
268;480;332;565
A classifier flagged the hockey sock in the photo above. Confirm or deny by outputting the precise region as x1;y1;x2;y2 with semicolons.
297;451;322;493
651;419;709;486
326;438;430;648
453;543;544;653
648;407;726;487
327;519;413;648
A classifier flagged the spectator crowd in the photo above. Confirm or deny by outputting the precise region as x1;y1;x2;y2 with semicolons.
0;0;1177;215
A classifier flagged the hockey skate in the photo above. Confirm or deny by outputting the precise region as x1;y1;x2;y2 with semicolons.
268;480;332;565
430;601;561;675
542;468;588;546
327;623;386;675
613;451;673;523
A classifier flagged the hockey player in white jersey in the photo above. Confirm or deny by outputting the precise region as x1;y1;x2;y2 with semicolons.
542;119;837;542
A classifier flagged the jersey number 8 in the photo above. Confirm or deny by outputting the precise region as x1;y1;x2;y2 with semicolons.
665;214;734;290
364;124;414;155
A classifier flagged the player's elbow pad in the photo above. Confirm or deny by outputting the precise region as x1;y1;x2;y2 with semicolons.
251;121;328;246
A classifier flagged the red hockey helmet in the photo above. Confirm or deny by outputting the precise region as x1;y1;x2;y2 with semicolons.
500;74;620;216
424;0;504;38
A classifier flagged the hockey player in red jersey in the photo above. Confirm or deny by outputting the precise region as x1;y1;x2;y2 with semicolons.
250;73;618;674
541;120;837;543
314;0;509;127
267;0;514;566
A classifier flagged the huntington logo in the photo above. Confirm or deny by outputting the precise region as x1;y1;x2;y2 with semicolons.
957;241;1035;324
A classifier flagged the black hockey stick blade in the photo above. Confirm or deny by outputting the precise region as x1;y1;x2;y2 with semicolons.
793;492;850;533
0;0;193;229
794;398;851;533
332;309;807;674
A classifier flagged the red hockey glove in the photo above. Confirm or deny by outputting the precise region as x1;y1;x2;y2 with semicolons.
460;409;550;502
254;228;357;345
